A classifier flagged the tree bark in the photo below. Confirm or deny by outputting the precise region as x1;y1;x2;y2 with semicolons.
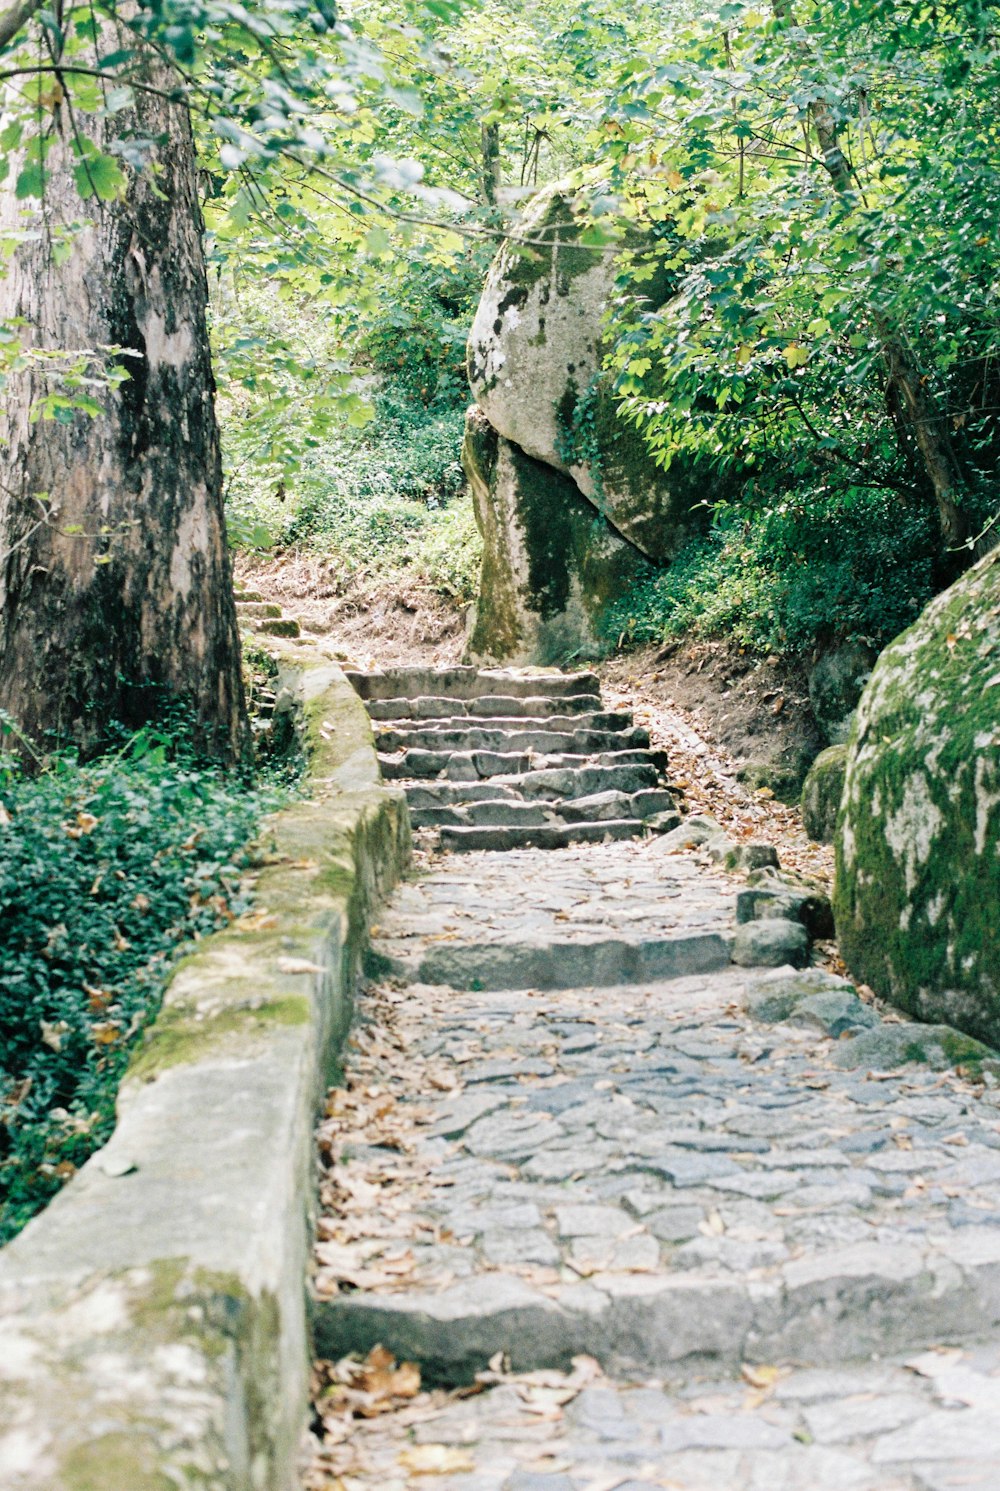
774;2;969;551
481;120;501;207
0;39;249;761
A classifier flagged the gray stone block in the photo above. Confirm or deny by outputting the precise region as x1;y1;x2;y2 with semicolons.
732;918;810;968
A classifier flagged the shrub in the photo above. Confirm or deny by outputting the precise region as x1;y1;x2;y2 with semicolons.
602;488;939;658
0;727;277;1244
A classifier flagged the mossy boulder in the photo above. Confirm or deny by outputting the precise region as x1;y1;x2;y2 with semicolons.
466;183;712;567
834;548;1000;1046
807;641;875;745
801;742;849;843
463;408;651;664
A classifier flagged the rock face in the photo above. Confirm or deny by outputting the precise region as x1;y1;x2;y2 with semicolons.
807;641;876;745
834;549;1000;1045
801;742;849;843
463;409;651;665
464;185;712;662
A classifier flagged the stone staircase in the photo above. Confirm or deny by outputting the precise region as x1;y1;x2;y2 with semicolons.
345;665;679;853
233;586;301;639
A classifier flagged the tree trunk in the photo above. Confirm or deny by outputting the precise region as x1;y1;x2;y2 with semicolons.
0;43;249;762
775;3;969;552
481;120;501;207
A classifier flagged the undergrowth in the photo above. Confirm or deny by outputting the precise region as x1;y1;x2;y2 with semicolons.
602;489;940;658
223;257;483;605
0;722;282;1245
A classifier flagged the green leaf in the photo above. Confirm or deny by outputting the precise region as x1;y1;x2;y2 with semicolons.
15;164;45;199
73;154;126;202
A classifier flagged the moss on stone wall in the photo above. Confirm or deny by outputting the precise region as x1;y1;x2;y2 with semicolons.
834;549;1000;1045
127;992;310;1083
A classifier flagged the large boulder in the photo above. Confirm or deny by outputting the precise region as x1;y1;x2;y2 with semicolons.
807;641;876;745
466;185;713;568
834;549;1000;1045
801;742;849;843
463;408;650;665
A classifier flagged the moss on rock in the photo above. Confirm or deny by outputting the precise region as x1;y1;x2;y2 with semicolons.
467;181;714;572
463;407;652;665
834;548;1000;1045
801;743;849;843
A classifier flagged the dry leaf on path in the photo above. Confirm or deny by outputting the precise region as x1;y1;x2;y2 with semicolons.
397;1444;475;1475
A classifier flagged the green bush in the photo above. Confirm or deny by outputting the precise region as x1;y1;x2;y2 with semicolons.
0;729;276;1244
602;488;939;658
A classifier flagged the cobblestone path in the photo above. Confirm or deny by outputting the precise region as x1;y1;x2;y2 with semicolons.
307;669;1000;1491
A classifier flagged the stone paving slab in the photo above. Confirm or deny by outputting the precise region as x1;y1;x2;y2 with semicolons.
306;1343;1000;1490
316;954;1000;1378
312;833;1000;1484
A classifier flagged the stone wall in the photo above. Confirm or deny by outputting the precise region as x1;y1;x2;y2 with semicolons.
0;650;411;1490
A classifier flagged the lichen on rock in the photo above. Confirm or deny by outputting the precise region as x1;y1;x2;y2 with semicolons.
834;548;1000;1045
462;407;652;665
463;181;714;662
801;742;849;844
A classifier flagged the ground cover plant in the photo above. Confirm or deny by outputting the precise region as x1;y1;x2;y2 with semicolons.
602;488;940;658
0;723;280;1244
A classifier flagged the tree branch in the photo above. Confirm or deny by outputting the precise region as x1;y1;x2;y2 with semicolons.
0;0;44;51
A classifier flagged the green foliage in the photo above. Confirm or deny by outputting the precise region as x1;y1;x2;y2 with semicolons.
603;487;939;657
0;728;276;1245
222;251;484;603
596;0;1000;559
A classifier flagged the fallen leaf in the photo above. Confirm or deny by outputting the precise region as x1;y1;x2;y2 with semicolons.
742;1363;782;1390
397;1445;475;1475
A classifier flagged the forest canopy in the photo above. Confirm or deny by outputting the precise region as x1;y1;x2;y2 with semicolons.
1;0;998;658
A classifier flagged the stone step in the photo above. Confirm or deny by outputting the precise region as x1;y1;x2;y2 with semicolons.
234;600;281;618
380;749;667;784
347;666;600;702
372;711;633;736
409;790;679;832
439;818;648;854
365;693;606;721
555;788;677;823
374;725;648;755
413;801;551;830
379;750;533;781
405;782;520;808
233;588;264;603
252;617;301;638
496;763;662;799
367;926;732;991
315;1229;1000;1385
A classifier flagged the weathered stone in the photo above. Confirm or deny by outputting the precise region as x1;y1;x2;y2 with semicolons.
467;184;713;568
832;1023;999;1073
808;641;876;746
737;881;834;940
743;968;860;1024
645;810;685;834
464;801;549;828
463;407;652;665
835;549;1000;1046
0;658;411;1491
723;842;781;872
555;790;634;822
801;743;849;844
789;991;881;1038
732;918;810;969
439;819;645;854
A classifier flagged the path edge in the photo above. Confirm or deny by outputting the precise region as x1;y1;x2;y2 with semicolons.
0;651;411;1491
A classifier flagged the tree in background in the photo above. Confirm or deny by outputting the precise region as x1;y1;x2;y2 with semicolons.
600;0;1000;572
